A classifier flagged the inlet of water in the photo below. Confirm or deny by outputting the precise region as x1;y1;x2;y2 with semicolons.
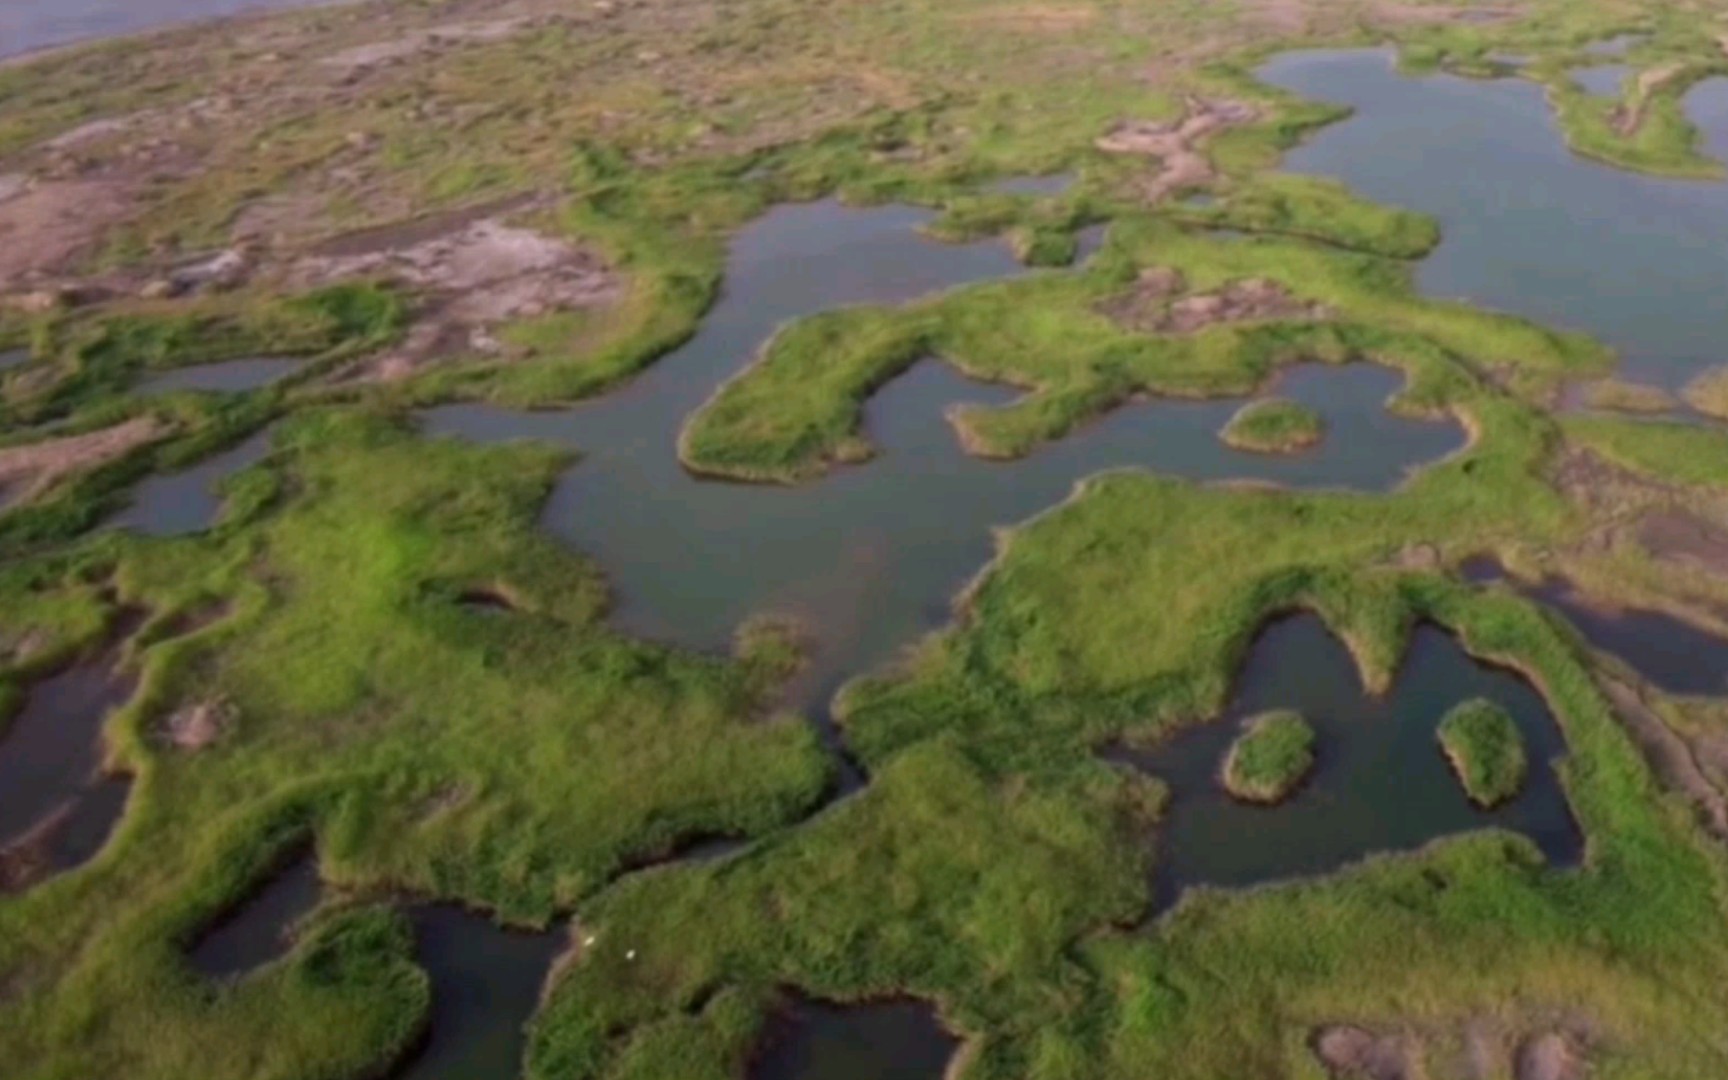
1108;613;1582;913
1258;49;1728;389
393;907;561;1080
108;426;274;537
1463;557;1728;696
0;349;29;371
1573;65;1629;97
750;996;958;1080
189;856;323;978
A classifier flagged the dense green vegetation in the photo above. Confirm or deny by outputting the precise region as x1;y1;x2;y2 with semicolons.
5;0;1728;1078
1437;698;1530;807
1220;709;1316;802
1219;398;1324;453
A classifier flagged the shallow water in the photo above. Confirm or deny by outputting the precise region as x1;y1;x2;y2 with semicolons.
395;907;561;1080
424;201;1460;774
1109;613;1582;912
0;349;28;371
135;357;300;396
988;173;1074;196
1463;557;1728;696
1573;64;1629;97
0;655;136;847
0;0;346;59
1258;49;1728;388
190;857;322;978
750;997;957;1080
109;426;274;537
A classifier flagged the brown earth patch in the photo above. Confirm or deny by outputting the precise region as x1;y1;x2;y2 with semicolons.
957;4;1099;31
0;417;167;511
319;18;539;75
1636;509;1728;579
161;699;234;751
1099;266;1330;334
1313;1024;1423;1080
1612;64;1685;137
298;205;620;382
1096;97;1257;203
1600;675;1728;842
1516;1031;1587;1080
0;179;136;292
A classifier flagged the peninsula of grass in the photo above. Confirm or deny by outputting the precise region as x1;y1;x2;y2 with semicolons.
1437;698;1528;808
1219;398;1325;454
1220;709;1316;803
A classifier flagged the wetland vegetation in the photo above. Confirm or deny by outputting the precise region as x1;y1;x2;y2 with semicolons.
6;0;1728;1078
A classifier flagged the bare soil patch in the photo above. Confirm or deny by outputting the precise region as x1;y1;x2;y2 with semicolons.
1516;1031;1588;1080
1312;1024;1423;1080
1636;509;1728;579
297;202;620;381
1099;266;1329;334
319;18;538;75
161;699;233;751
0;180;136;292
1600;675;1728;842
1096;97;1257;203
1612;64;1685;137
0;418;167;511
956;4;1099;32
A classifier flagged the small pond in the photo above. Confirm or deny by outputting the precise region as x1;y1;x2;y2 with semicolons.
1108;612;1582;913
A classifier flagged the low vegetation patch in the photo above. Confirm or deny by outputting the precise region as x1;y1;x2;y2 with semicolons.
1220;397;1324;453
1220;709;1316;802
1681;364;1728;420
1437;698;1528;807
1580;378;1676;414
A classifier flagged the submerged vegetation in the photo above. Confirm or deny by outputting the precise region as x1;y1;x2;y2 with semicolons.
1220;709;1317;802
1437;698;1530;807
4;0;1728;1079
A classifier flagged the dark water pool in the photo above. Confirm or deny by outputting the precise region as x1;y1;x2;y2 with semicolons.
0;349;28;371
1258;49;1728;389
394;907;561;1080
750;996;957;1080
424;201;1461;781
1463;557;1728;696
0;655;136;848
189;856;322;978
108;426;274;537
1108;613;1582;913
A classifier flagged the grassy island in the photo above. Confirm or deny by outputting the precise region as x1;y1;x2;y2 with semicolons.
1220;710;1317;803
1219;399;1325;454
1438;698;1529;808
